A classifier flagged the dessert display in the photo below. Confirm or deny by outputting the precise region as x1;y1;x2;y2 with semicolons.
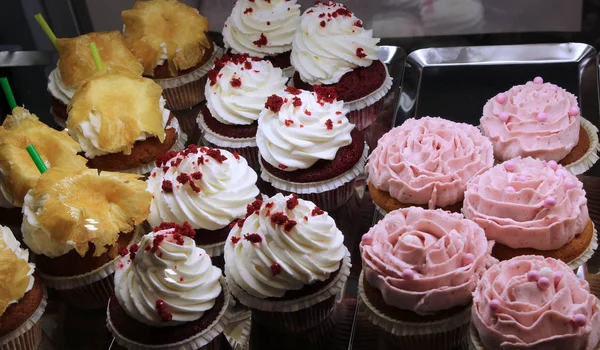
480;77;600;175
291;1;393;130
122;0;220;110
420;0;485;36
470;256;600;350
367;117;494;214
463;156;596;268
359;207;496;349
0;225;46;350
0;107;87;229
222;0;301;76
197;53;287;170
66;70;186;174
108;223;231;349
224;193;350;332
48;31;144;127
256;87;367;210
147;145;259;263
21;167;150;309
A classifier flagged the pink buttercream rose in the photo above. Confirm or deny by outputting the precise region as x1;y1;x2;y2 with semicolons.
480;79;580;162
360;206;496;315
366;117;494;208
463;157;589;250
472;256;600;350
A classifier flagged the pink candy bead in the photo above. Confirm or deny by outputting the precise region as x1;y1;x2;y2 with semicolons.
569;107;580;117
489;299;501;312
462;253;475;266
401;269;415;281
504;160;516;172
543;196;557;208
505;186;516;193
548;160;558;170
565;180;576;190
533;76;544;84
536;112;548;122
537;277;551;290
495;93;507;104
362;233;373;245
527;270;540;282
553;271;564;285
572;314;588;327
498;112;509;122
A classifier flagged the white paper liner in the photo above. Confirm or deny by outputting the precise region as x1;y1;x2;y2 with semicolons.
108;277;232;350
566;117;600;176
224;314;251;350
153;44;223;90
282;66;295;79
196;110;257;148
358;271;472;336
567;222;598;270
260;143;369;194
200;240;226;258
226;250;351;313
0;287;47;347
344;62;393;112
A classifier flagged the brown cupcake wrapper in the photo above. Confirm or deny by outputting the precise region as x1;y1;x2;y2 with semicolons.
347;98;384;131
344;63;393;122
277;179;358;212
566;117;600;175
567;223;598;270
0;288;47;350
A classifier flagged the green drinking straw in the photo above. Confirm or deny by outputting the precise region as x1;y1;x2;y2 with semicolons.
34;13;57;48
26;145;47;174
0;78;17;111
89;42;104;71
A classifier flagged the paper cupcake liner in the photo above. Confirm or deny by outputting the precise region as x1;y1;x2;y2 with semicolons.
251;297;336;333
154;44;222;90
358;271;472;338
282;66;295;79
0;288;47;350
348;98;385;131
280;179;358;211
566;117;600;176
224;314;251;350
196;111;258;149
344;63;393;113
568;223;598;270
108;276;232;350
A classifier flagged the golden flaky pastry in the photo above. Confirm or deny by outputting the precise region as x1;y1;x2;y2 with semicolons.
0;108;87;207
122;0;211;77
0;226;34;316
23;168;150;258
56;31;144;89
67;71;166;155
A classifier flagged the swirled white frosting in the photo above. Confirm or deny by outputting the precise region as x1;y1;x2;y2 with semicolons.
206;57;287;125
256;89;354;171
290;2;380;85
0;225;35;306
157;42;168;66
115;229;222;326
47;66;77;105
69;96;171;158
224;193;346;298
147;147;259;230
222;0;301;58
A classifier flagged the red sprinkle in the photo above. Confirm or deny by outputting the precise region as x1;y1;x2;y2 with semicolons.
304;109;312;116
356;48;367;58
151;234;165;253
265;94;284;113
265;202;274;208
337;120;342;124
292;96;302;107
300;124;304;128
286;194;299;210
205;148;228;163
156;151;179;167
320;20;326;27
231;236;241;244
244;7;253;14
311;207;325;216
179;277;184;282
284;119;294;127
335;111;342;115
191;171;203;180
304;215;308;221
354;20;363;27
253;33;268;47
270;262;282;275
230;77;242;88
233;152;240;160
314;85;337;104
244;61;252;70
208;70;218;86
162;180;173;193
129;243;140;260
153;222;196;239
118;247;129;257
246;199;264;217
271;212;288;225
183;144;199;155
176;173;190;184
325;119;333;130
285;86;302;95
155;300;173;322
283;220;297;233
266;21;270;25
236;218;245;227
319;13;326;18
278;164;288;169
198;156;205;165
244;233;263;243
189;181;201;193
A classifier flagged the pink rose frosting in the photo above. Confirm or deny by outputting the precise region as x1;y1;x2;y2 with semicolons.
463;157;589;250
472;255;600;350
366;117;493;208
360;206;496;315
480;78;581;162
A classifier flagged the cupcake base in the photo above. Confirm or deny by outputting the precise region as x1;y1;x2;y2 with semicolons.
368;182;463;214
563;118;600;175
491;219;597;269
0;280;47;350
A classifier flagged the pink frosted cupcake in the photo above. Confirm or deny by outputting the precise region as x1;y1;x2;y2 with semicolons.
480;77;599;175
470;256;600;350
360;207;496;349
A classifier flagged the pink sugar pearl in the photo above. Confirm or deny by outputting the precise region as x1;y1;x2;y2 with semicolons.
537;277;551;290
533;76;544;84
505;186;516;193
489;299;501;312
498;112;509;122
462;253;475;266
536;112;548;122
572;314;588;327
569;106;580;117
401;269;415;281
553;271;564;285
565;180;577;190
527;270;540;282
543;196;557;208
504;160;516;172
495;93;507;104
548;160;558;170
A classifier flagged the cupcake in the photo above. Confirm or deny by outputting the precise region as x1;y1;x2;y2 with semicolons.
257;87;367;211
291;1;393;131
147;145;259;263
367;117;494;215
222;0;301;76
359;207;496;349
0;225;47;350
463;156;596;269
48;31;144;127
470;256;600;350
107;223;231;350
480;77;599;175
0;107;87;229
21;167;150;309
67;70;186;174
224;193;350;332
197;53;287;170
420;0;485;35
122;0;221;111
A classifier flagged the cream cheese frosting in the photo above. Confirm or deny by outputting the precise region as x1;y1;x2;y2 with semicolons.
115;224;222;327
463;157;589;250
224;193;346;299
0;225;35;316
206;54;287;126
290;2;380;85
256;88;354;171
361;207;496;315
480;78;581;162
47;66;77;105
367;117;494;208
222;0;301;58
147;145;259;230
472;256;600;350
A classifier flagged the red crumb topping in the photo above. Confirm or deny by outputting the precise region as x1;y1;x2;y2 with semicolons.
237;218;245;227
292;96;302;107
244;233;263;243
278;164;288;169
285;86;302;95
176;173;190;184
271;212;288;225
286;194;299;210
319;13;326;18
244;8;253;14
253;33;268;47
191;172;203;180
307;9;314;14
205;148;228;163
189;181;201;193
151;234;165;253
129;243;140;260
337;120;342;124
304;216;308;221
335;111;342;115
145;245;151;251
233;152;240;160
356;48;367;58
183;144;199;155
284;119;294;127
244;61;252;70
311;207;325;216
231;236;241;244
283;220;297;233
334;7;352;17
208;70;218;86
265;202;274;208
354;20;363;27
179;277;184;282
162;180;173;193
270;262;282;275
246;199;264;217
230;77;242;88
198;156;205;165
170;157;182;168
151;172;156;177
300;124;304;128
156;151;179;167
265;94;284;113
325;119;333;130
155;300;172;322
304;110;312;116
118;247;129;257
172;233;185;245
320;20;326;27
314;85;337;104
153;222;195;239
